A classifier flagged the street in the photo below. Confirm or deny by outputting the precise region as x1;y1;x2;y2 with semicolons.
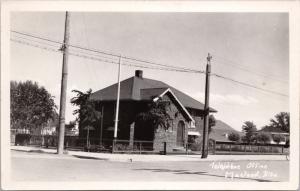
11;150;289;182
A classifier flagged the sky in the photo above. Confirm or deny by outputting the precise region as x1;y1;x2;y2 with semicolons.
10;12;289;131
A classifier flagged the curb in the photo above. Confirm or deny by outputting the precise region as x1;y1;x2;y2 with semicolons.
11;147;288;162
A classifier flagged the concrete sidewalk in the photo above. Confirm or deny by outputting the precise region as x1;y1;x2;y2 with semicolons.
11;145;288;162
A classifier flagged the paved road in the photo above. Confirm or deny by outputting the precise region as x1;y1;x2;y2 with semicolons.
11;150;289;182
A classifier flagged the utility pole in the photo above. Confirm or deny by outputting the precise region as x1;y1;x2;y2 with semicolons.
113;56;122;141
57;11;70;155
201;53;212;159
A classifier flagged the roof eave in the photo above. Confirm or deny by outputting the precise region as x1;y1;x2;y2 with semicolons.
153;88;195;123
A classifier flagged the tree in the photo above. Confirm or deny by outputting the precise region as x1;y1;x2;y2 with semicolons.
71;89;101;129
208;115;216;134
269;112;290;133
10;80;57;132
250;134;258;144
256;132;271;144
272;134;285;144
71;89;101;149
241;121;257;144
136;98;173;130
228;132;240;142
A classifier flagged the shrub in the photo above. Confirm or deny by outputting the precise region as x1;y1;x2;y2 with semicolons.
228;132;240;142
272;134;285;144
15;134;31;146
256;132;271;144
241;135;248;143
190;142;202;151
114;143;128;151
113;143;140;151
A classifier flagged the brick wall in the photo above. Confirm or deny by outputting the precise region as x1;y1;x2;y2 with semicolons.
153;94;189;152
193;115;204;143
81;95;206;152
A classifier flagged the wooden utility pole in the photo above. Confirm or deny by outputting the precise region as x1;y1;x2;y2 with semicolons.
201;53;212;159
57;11;70;154
113;56;122;140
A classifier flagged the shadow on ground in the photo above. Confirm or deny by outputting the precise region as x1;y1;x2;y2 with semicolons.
72;155;108;161
133;168;278;182
11;149;57;155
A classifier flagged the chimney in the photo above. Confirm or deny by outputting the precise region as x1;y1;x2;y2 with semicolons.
135;70;143;78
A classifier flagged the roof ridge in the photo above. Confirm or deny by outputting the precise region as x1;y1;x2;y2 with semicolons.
90;74;216;112
140;87;168;90
92;76;134;94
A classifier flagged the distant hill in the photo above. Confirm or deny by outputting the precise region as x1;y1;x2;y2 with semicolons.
213;120;239;132
209;120;244;142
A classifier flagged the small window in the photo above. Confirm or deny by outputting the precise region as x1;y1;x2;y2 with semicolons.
190;121;196;128
175;111;179;118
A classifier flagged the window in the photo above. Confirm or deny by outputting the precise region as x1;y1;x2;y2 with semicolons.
190;121;195;128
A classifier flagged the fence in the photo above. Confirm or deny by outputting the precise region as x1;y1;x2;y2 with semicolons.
212;141;289;155
185;140;216;155
14;134;58;147
13;134;290;155
112;139;156;154
14;134;185;154
14;134;114;152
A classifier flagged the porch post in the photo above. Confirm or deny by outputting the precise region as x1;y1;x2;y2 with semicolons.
129;122;135;148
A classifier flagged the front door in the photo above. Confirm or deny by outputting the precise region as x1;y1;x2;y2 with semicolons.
176;121;185;146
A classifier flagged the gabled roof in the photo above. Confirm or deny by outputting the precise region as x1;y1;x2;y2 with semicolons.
140;88;168;100
90;75;217;112
153;88;194;122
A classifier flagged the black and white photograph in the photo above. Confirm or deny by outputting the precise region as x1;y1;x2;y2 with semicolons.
1;1;299;190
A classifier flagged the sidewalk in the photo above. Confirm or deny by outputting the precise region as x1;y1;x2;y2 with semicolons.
11;145;288;162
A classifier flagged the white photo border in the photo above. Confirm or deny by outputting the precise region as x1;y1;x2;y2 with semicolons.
1;1;299;190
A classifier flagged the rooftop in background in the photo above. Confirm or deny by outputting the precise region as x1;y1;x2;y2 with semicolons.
90;70;217;112
258;126;289;134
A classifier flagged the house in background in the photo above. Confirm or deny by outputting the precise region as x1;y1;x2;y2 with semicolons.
65;122;79;136
40;119;58;136
80;70;216;152
257;126;289;145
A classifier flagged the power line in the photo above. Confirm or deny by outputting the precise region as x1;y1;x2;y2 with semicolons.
122;54;200;73
11;30;62;45
11;37;288;98
212;73;288;97
12;34;60;49
122;60;202;73
10;38;60;53
10;30;201;73
212;55;288;84
69;50;201;73
214;58;288;84
12;34;116;60
69;48;119;62
10;38;120;67
68;51;119;65
10;37;200;73
11;36;119;62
